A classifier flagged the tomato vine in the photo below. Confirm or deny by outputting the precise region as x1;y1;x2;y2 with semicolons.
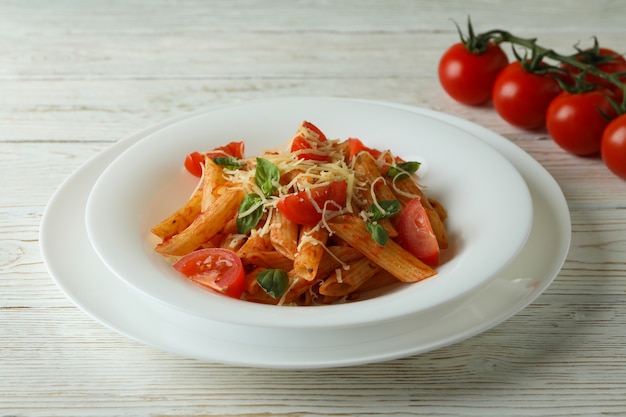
456;18;626;108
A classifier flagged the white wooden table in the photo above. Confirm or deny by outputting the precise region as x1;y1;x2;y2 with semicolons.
2;1;625;415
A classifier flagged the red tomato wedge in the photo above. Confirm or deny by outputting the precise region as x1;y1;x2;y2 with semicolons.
184;141;245;177
290;121;329;161
184;151;205;177
206;141;245;160
277;180;347;225
173;248;245;299
347;137;382;161
397;198;440;267
291;135;329;161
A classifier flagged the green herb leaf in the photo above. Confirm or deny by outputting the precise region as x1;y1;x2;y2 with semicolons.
366;222;389;246
212;156;244;170
237;193;264;234
387;161;421;180
256;269;290;299
255;157;280;197
370;200;401;222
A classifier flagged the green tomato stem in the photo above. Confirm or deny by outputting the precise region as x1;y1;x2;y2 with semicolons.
480;29;626;108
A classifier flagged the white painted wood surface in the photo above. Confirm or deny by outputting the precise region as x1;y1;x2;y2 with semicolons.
2;1;625;415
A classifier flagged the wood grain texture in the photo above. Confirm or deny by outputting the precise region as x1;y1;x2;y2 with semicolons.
2;1;626;416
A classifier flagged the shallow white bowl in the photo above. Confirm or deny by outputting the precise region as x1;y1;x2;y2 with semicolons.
85;97;533;329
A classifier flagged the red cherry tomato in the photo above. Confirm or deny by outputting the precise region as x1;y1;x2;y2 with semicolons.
492;61;562;130
173;248;245;299
546;89;617;155
396;198;439;267
438;41;509;106
601;114;626;180
206;141;245;160
290;121;329;161
347;137;382;161
184;141;245;177
184;151;205;177
563;47;626;87
277;180;347;225
291;135;329;161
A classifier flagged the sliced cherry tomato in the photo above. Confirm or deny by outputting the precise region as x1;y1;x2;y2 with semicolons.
492;61;562;130
206;141;245;159
546;89;617;155
184;141;245;177
396;198;439;267
184;151;205;177
277;180;347;225
291;135;329;161
601;114;626;180
438;41;509;106
290;121;330;161
347;137;382;161
300;121;327;142
173;248;245;299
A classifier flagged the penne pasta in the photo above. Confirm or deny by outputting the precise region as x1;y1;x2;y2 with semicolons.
200;157;227;212
242;250;294;271
155;188;244;256
352;152;398;238
318;257;381;297
151;187;203;240
293;225;329;281
327;215;436;283
269;209;299;260
283;246;362;304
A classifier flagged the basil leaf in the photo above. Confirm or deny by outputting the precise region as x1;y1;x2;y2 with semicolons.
255;157;280;197
237;193;264;234
256;269;290;299
212;156;244;170
387;161;421;180
366;222;388;246
370;200;401;222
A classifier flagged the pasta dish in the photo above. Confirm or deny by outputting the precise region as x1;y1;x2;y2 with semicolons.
151;121;448;305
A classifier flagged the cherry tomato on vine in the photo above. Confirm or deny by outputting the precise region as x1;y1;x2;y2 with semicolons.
563;47;626;88
173;248;245;299
601;114;626;180
546;89;617;156
438;41;509;106
492;61;562;130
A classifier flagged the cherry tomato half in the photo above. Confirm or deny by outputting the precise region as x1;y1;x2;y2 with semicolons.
438;41;509;106
290;121;329;161
601;114;626;180
347;137;381;161
173;248;245;299
396;198;439;267
184;151;205;177
184;141;245;177
277;180;347;225
207;141;245;160
546;89;617;156
492;61;562;130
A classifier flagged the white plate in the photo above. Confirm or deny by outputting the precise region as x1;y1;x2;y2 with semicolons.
40;99;570;369
84;98;533;328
